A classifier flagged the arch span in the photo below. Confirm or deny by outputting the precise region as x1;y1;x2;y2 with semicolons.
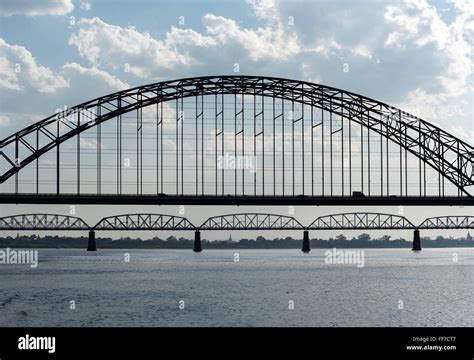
199;213;304;230
308;212;415;230
418;216;474;229
0;214;89;230
1;75;472;203
93;214;195;231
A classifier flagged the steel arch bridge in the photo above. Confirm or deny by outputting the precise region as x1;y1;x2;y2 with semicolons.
0;214;89;230
1;75;472;205
307;212;415;230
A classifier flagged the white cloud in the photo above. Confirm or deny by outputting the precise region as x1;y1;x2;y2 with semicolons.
384;0;473;98
79;138;104;150
69;17;193;78
62;62;129;91
396;86;473;131
165;26;216;47
0;55;21;91
309;38;343;58
449;0;474;16
351;44;374;60
246;0;279;21
449;125;474;144
202;13;299;61
69;12;299;77
0;0;74;16
80;1;91;11
242;0;472;130
0;113;10;127
0;38;69;93
0;60;131;130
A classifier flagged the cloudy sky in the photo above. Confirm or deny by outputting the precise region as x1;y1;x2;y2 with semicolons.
0;0;472;240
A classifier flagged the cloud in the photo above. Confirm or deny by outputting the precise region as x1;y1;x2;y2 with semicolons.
246;0;279;21
69;17;194;78
79;138;104;150
202;13;299;61
0;114;10;127
68;12;300;78
80;1;91;11
384;0;473;98
241;0;473;129
0;55;21;91
0;59;130;133
62;62;129;92
449;125;474;144
0;0;74;16
165;26;216;48
379;0;474;128
0;38;69;93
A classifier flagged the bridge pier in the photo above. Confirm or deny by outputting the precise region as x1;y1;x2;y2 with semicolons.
87;230;97;251
302;230;311;253
193;230;202;252
412;229;421;251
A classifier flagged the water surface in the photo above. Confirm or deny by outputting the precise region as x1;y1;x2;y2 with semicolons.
0;248;472;327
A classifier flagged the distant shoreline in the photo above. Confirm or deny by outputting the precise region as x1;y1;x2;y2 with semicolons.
1;235;473;249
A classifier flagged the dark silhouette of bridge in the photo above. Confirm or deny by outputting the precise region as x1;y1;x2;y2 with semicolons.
418;216;474;229
0;214;90;230
0;75;472;205
307;212;415;229
1;76;471;254
1;212;472;253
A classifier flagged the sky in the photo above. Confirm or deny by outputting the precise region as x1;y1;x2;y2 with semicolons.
0;0;473;241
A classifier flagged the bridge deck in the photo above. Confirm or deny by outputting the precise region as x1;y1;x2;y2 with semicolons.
0;193;471;206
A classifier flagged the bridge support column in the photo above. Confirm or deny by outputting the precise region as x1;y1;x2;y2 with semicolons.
302;230;311;253
412;229;421;251
87;230;97;251
193;231;202;253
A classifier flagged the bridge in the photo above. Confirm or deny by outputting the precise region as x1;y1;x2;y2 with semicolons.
0;75;472;206
0;214;90;230
1;212;472;252
418;216;474;229
306;212;421;251
307;212;415;230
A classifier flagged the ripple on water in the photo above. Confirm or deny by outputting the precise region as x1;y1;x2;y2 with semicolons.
0;248;472;327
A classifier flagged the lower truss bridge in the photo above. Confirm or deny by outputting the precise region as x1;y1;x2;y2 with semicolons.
1;213;472;253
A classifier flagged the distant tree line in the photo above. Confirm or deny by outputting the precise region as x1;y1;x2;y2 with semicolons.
0;233;472;249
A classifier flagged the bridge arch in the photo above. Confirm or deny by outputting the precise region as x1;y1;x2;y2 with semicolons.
1;75;472;202
199;213;304;230
93;213;195;231
418;216;474;229
0;214;90;230
307;212;415;230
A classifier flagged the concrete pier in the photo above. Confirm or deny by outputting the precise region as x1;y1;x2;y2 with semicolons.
412;229;421;251
193;230;202;252
87;230;97;251
302;230;311;253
